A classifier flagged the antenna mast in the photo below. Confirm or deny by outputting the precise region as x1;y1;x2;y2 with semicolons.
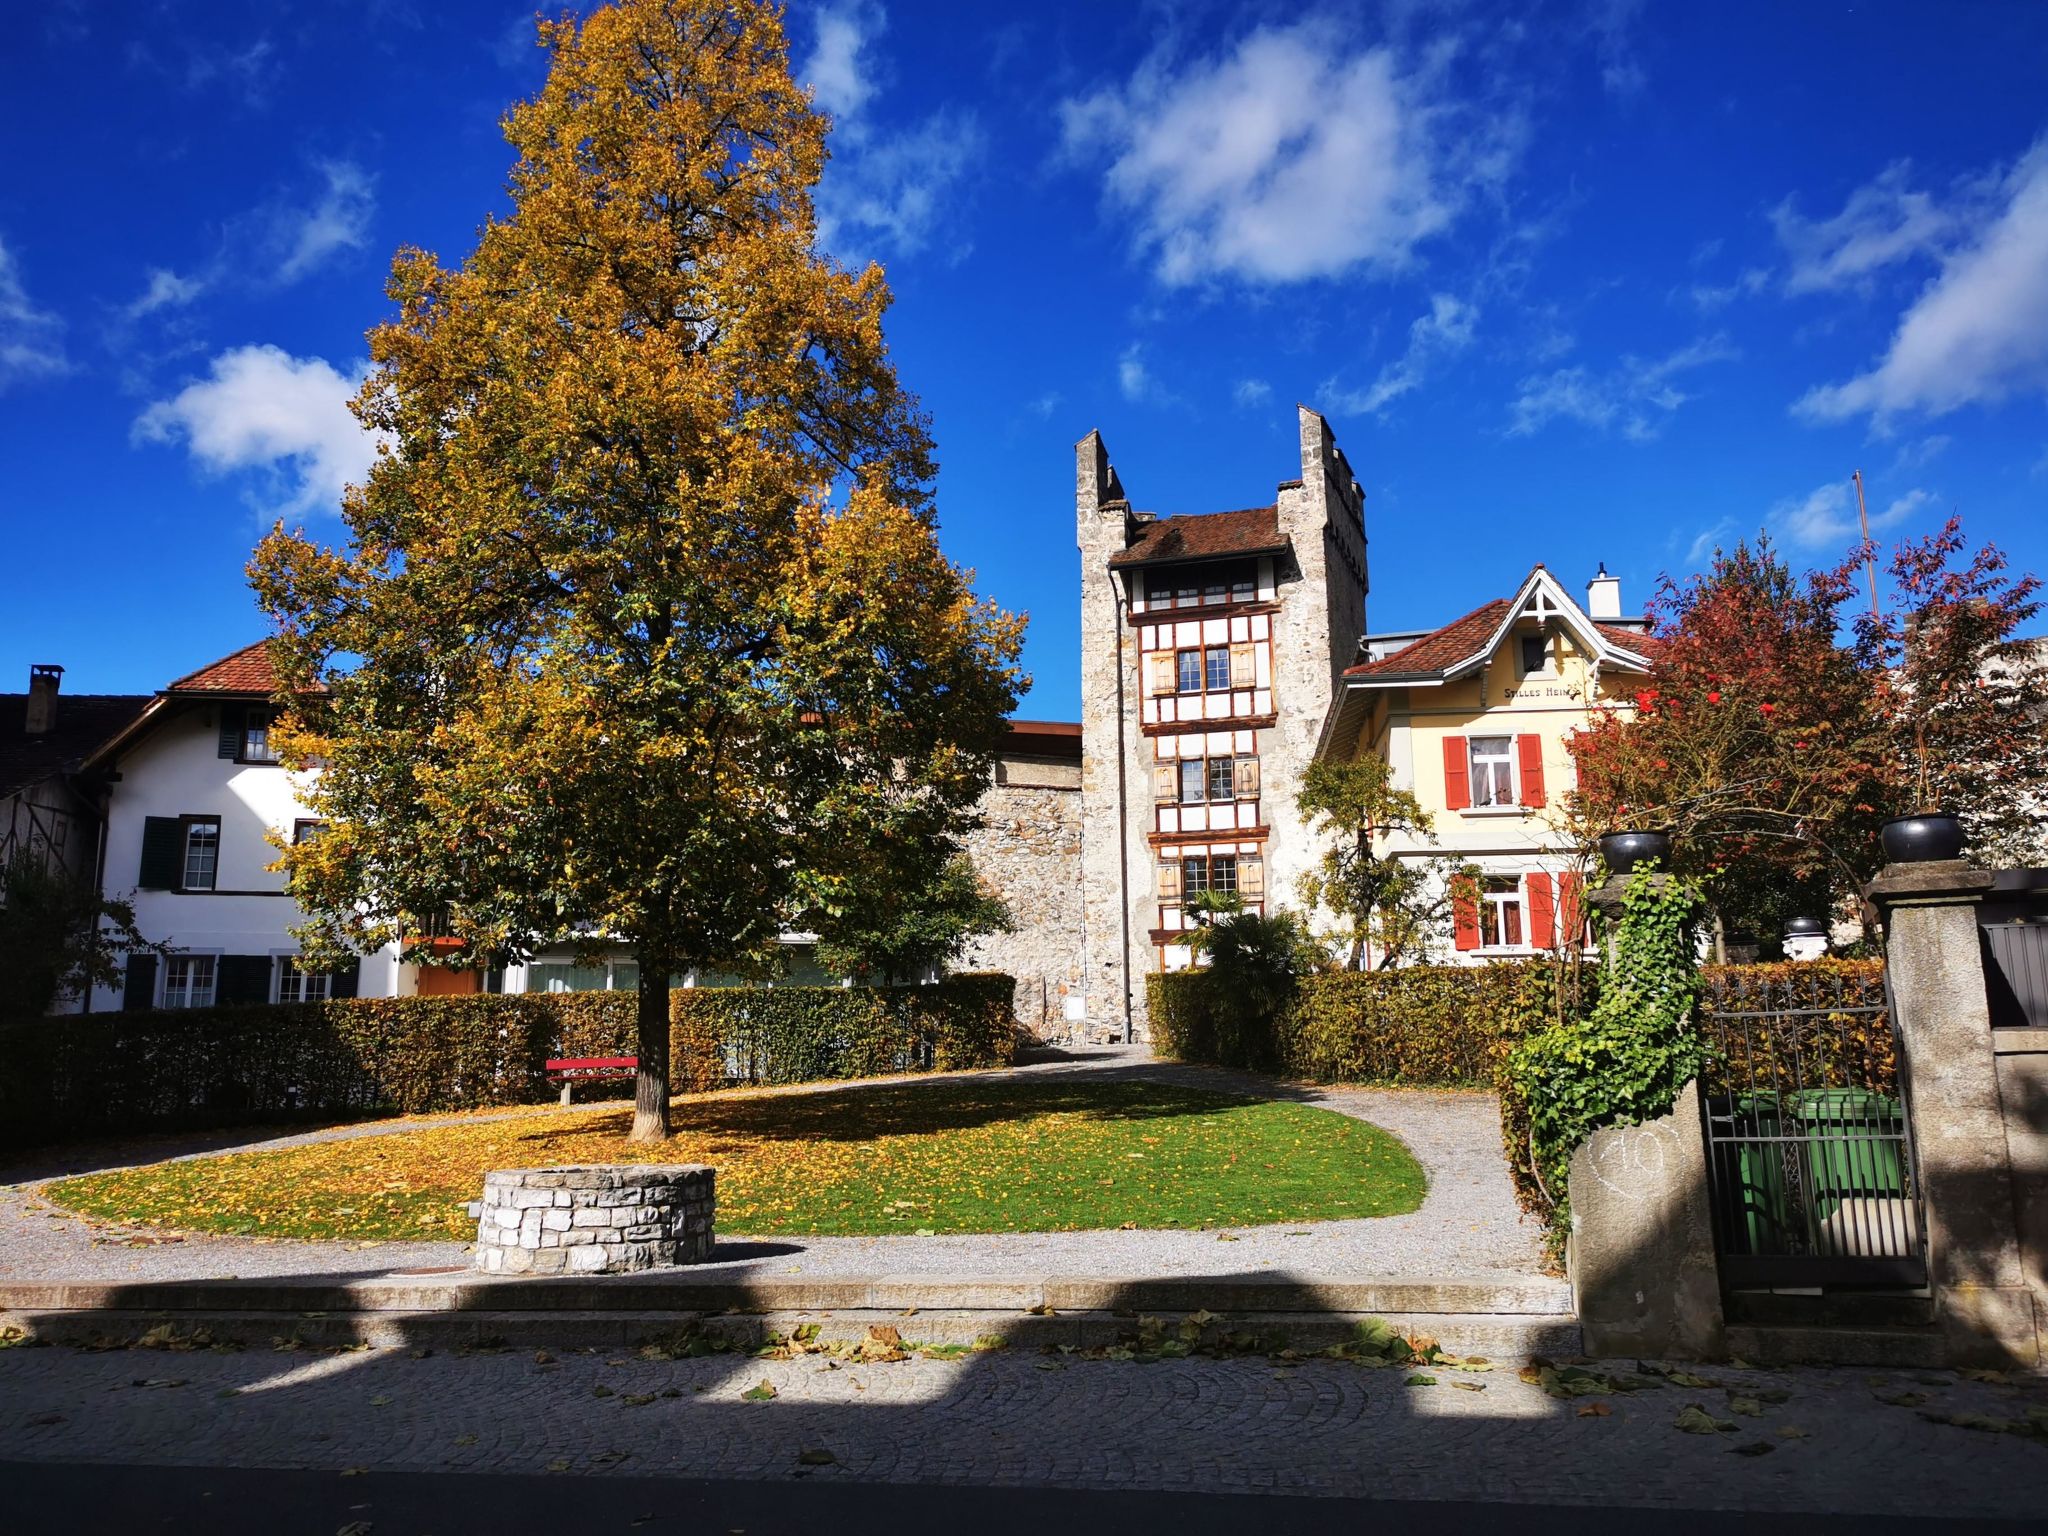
1852;470;1880;620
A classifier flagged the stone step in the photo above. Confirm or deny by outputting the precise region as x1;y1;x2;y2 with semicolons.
2;1306;1584;1361
1724;1324;1951;1368
0;1272;1570;1319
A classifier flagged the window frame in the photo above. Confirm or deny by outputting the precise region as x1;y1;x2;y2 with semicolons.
275;957;332;1004
292;819;326;846
1519;633;1549;676
179;815;222;893
239;708;282;765
1479;876;1526;950
161;953;218;1009
1467;736;1517;809
1180;852;1240;898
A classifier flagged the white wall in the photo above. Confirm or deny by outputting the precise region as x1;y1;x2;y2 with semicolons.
90;700;400;1008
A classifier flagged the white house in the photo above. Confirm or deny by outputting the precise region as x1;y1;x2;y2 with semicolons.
84;641;404;1011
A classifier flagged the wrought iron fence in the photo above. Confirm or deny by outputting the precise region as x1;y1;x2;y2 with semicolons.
1698;968;1927;1288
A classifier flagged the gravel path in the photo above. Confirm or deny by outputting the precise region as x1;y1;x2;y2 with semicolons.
0;1049;1554;1290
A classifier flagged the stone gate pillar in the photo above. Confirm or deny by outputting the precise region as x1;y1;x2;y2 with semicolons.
1869;860;2041;1366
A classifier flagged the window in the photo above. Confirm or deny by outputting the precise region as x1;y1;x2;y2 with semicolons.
162;955;216;1009
1176;649;1203;693
277;959;331;1003
1480;877;1525;949
1520;634;1548;675
1204;646;1230;691
242;711;280;763
1468;737;1515;808
1181;853;1239;896
182;818;220;891
1206;757;1236;801
292;819;327;845
1165;562;1256;609
1178;759;1206;804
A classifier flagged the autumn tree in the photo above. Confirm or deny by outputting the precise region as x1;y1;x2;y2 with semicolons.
0;851;163;1023
1860;517;2048;867
1567;537;1892;945
813;851;1013;985
251;0;1022;1139
1296;756;1473;969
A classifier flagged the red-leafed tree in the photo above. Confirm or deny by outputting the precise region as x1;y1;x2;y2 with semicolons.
1570;520;2047;949
1567;537;1894;948
1860;517;2048;868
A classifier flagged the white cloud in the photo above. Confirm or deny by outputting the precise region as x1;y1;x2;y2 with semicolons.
1888;433;1951;473
1685;268;1769;313
1507;334;1735;440
1795;135;2048;424
1118;343;1156;404
1591;0;1647;98
1771;479;1932;551
134;344;382;517
123;267;205;320
1061;20;1522;286
1772;161;1967;296
800;3;981;265
1026;390;1063;420
1233;378;1272;409
0;235;70;388
271;161;376;284
1685;519;1735;567
1320;292;1476;416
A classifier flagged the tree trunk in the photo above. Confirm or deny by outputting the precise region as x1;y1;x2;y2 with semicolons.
629;955;671;1142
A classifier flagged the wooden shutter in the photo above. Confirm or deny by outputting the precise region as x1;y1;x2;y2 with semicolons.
1152;764;1177;804
1452;875;1481;951
1442;736;1470;811
1559;872;1585;948
1516;735;1547;808
1233;755;1261;798
330;960;360;1000
1527;873;1556;949
218;707;243;759
138;816;183;889
1148;653;1177;696
1229;642;1256;688
217;954;273;1006
1239;855;1265;897
1157;861;1182;900
122;954;157;1012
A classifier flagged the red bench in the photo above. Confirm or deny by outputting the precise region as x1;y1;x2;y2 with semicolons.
545;1055;638;1105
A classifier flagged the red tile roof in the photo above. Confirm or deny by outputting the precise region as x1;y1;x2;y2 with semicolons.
1596;622;1661;656
1107;506;1285;568
1345;600;1512;678
165;640;286;696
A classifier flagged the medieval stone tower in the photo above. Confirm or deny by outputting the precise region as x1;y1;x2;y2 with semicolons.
1076;406;1369;1040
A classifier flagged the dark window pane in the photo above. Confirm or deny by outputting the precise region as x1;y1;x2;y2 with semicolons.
1179;759;1205;803
1207;758;1234;800
1210;854;1238;894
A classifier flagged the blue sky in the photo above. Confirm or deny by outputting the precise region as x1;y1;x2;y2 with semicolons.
4;1;2046;720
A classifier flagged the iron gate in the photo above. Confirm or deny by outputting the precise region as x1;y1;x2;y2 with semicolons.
1699;967;1927;1288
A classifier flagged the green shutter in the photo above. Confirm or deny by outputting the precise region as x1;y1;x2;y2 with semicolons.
216;954;273;1006
138;817;183;888
122;955;157;1011
218;707;242;759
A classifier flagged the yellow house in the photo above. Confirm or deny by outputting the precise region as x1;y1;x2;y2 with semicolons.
1316;565;1657;963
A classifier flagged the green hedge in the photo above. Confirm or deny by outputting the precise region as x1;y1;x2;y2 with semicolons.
1698;958;1893;1094
1147;962;1567;1087
0;974;1016;1148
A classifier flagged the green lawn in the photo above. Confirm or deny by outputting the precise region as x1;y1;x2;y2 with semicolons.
48;1077;1427;1242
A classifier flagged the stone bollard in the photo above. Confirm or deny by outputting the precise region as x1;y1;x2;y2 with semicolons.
470;1165;715;1275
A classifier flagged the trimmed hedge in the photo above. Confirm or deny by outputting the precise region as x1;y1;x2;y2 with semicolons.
1698;957;1893;1094
0;974;1016;1149
1147;962;1567;1087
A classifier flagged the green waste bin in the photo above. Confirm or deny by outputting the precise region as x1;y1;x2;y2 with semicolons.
1724;1093;1793;1254
1787;1087;1906;1221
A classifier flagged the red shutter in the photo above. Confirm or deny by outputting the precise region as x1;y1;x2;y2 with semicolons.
1527;872;1556;949
1559;872;1585;948
1516;734;1546;808
1453;888;1481;951
1442;735;1470;811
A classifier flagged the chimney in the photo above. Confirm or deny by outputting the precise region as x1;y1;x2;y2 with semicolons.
1586;564;1622;620
25;665;62;736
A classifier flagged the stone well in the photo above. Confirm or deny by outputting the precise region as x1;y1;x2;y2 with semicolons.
471;1165;715;1275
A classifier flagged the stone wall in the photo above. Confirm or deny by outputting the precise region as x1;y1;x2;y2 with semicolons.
960;747;1086;1040
472;1165;715;1275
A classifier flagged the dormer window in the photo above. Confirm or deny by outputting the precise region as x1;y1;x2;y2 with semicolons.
1519;633;1548;675
243;712;280;763
220;705;282;765
1164;560;1257;609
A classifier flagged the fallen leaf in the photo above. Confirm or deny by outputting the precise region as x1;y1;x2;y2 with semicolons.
1404;1373;1436;1387
742;1380;777;1402
796;1448;837;1466
1726;1396;1763;1417
1779;1425;1809;1439
1730;1441;1775;1458
1675;1404;1736;1434
1450;1380;1486;1393
1577;1402;1611;1418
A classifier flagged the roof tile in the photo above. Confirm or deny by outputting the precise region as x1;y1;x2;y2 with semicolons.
0;693;152;798
1345;600;1512;678
164;640;286;696
1107;506;1285;568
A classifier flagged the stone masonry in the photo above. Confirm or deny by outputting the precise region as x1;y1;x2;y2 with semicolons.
472;1165;714;1275
960;730;1086;1040
1076;407;1368;1040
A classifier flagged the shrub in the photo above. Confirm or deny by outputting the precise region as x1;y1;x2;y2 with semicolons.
1697;957;1893;1093
0;974;1015;1149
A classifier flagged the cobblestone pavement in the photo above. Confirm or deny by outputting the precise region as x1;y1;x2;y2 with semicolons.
3;1339;2045;1515
0;1049;1553;1289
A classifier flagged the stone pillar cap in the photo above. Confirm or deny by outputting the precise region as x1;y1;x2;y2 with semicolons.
1865;860;1995;908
